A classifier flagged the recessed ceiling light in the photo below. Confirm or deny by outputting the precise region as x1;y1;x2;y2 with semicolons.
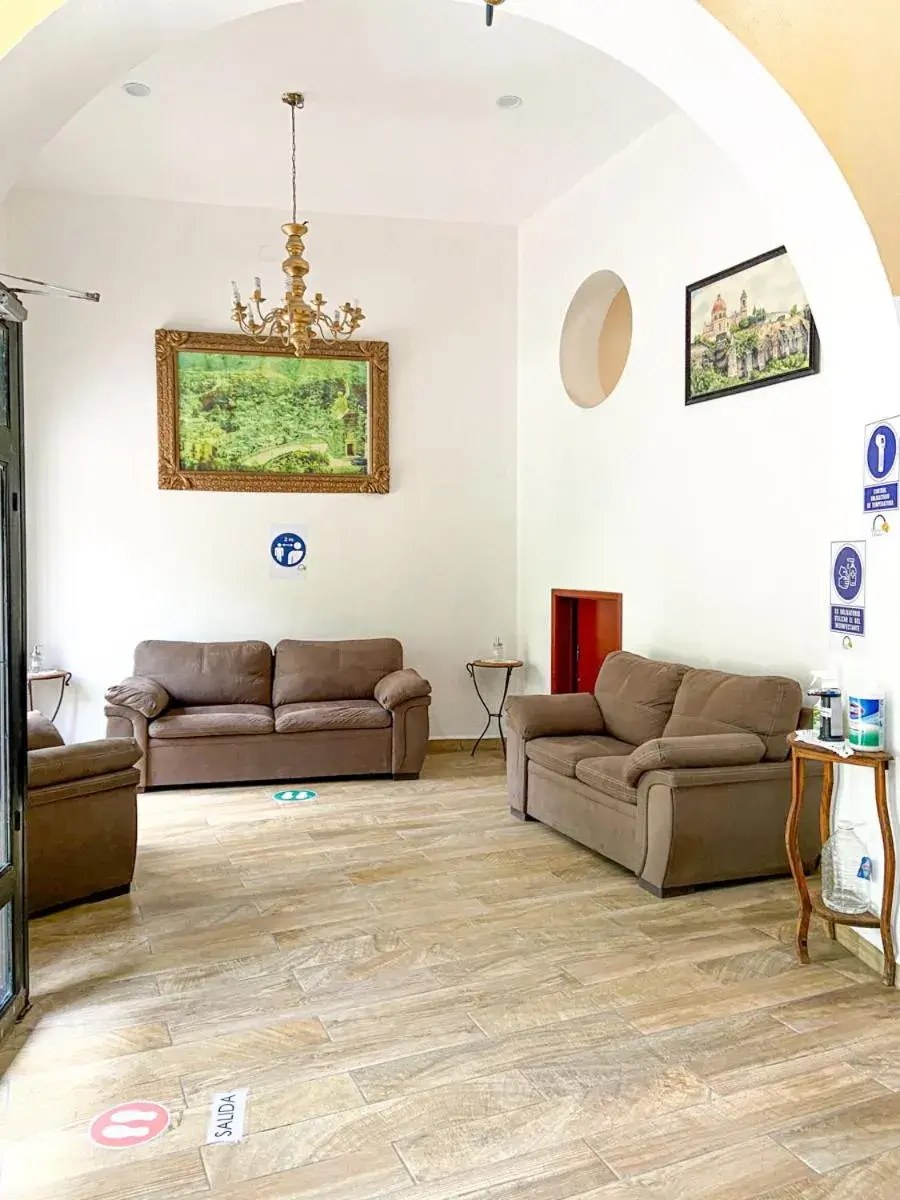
496;94;523;110
122;81;152;98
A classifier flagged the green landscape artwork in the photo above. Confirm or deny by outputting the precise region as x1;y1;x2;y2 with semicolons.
177;350;370;476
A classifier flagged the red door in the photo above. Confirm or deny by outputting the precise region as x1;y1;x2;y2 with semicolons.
551;591;622;694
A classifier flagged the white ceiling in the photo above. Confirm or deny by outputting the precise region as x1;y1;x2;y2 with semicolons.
18;0;672;224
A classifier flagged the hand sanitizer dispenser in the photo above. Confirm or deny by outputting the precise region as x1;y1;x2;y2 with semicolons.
809;672;843;742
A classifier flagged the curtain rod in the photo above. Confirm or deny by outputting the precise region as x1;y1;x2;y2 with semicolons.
0;272;100;302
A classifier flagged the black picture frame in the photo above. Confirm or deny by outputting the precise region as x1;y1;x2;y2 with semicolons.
685;245;820;406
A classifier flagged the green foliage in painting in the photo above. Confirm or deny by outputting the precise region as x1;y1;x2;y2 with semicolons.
177;351;369;475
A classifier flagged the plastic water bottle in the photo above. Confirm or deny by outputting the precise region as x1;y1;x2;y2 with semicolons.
821;821;870;914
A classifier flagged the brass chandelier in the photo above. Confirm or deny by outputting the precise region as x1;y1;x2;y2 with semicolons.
230;93;365;356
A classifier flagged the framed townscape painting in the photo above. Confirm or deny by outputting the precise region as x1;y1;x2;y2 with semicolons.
156;329;389;493
685;246;819;405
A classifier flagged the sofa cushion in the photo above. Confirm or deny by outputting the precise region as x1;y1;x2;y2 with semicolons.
27;711;64;750
574;756;638;805
624;732;767;786
593;652;688;746
149;704;275;739
105;674;170;718
274;700;392;734
135;641;272;707
526;734;636;778
663;668;802;762
374;669;431;710
273;639;403;705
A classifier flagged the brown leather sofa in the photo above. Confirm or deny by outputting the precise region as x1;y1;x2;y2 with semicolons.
27;712;141;915
105;638;431;790
506;651;820;896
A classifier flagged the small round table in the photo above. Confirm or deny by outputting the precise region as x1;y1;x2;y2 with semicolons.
465;659;523;758
27;669;72;722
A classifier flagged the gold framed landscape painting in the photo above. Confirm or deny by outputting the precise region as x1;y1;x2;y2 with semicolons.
156;329;389;493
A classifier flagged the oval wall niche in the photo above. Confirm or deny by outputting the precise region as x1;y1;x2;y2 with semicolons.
560;270;633;408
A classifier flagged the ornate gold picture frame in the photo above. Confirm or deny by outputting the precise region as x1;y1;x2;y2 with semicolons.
156;328;389;493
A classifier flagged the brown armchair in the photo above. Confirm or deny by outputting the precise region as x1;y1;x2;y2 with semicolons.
27;712;141;915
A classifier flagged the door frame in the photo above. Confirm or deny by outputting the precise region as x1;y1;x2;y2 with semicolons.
0;288;29;1040
550;589;623;694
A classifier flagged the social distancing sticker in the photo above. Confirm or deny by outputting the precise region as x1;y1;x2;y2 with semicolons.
89;1101;170;1149
273;788;317;803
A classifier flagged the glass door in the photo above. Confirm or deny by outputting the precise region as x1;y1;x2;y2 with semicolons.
0;284;28;1041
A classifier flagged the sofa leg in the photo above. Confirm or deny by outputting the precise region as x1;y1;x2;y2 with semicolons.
393;772;420;781
637;878;696;899
509;807;535;822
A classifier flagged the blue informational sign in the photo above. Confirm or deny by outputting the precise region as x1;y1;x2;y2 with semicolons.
273;788;317;803
270;532;307;569
830;541;866;637
864;418;900;513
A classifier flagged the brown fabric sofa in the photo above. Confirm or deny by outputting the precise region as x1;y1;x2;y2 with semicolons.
27;712;141;915
505;651;820;896
105;638;431;790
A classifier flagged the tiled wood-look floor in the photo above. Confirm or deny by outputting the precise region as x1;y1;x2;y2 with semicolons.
3;754;900;1199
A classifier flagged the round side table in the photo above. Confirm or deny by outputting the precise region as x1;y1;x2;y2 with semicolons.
27;669;72;722
466;659;523;758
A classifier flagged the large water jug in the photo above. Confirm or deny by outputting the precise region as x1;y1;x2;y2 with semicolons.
820;821;870;915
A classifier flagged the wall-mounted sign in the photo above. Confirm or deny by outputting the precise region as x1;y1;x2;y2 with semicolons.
830;540;866;637
864;417;899;513
269;526;308;580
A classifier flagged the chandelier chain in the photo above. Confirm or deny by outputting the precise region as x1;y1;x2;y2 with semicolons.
291;101;298;226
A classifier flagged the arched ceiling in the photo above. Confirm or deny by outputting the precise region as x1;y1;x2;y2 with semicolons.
12;0;674;224
6;0;897;284
0;0;896;365
700;0;900;291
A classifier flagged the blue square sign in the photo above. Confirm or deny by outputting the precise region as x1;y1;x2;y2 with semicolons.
830;541;865;638
864;418;899;513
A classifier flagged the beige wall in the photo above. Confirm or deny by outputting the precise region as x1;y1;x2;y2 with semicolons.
701;0;900;291
597;286;632;398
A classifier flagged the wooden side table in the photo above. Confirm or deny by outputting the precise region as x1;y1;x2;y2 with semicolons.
786;732;896;986
27;669;72;722
466;659;523;758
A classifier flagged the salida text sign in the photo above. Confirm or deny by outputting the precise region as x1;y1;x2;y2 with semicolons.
206;1089;248;1145
830;541;865;637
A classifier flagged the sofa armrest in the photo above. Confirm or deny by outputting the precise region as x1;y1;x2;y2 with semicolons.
375;668;432;711
105;675;170;719
625;732;766;787
105;705;149;789
389;695;431;778
636;758;823;896
29;738;141;791
505;693;605;740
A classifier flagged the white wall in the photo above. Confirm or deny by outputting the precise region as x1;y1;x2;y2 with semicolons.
6;188;517;742
518;111;830;683
518;110;900;960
